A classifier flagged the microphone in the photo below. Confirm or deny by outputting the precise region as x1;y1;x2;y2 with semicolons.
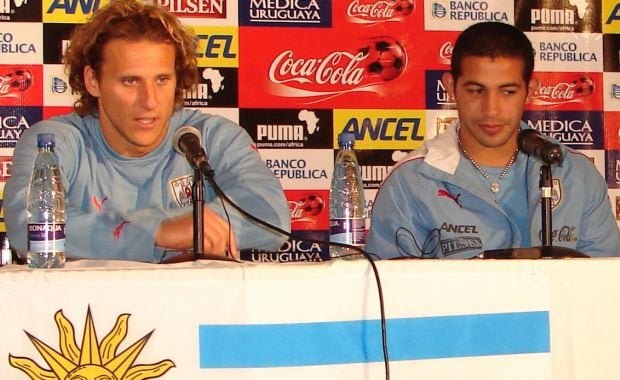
517;129;564;165
172;126;211;173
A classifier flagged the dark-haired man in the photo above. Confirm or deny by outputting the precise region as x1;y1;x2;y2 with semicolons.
367;21;619;258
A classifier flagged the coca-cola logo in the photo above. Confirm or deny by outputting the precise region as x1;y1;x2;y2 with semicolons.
346;0;415;23
268;37;407;100
438;41;453;65
269;50;367;86
0;68;33;98
347;0;396;22
540;226;578;243
532;76;594;106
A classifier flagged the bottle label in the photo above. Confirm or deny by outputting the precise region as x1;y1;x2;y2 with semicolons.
28;223;66;252
329;218;365;246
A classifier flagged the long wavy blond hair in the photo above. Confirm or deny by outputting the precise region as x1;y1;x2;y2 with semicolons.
64;0;199;116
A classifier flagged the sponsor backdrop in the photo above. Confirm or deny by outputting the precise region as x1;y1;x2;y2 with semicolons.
0;0;619;262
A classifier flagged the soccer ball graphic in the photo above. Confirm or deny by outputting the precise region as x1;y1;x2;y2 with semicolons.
299;194;324;216
393;0;414;15
571;76;594;97
4;69;34;92
360;37;407;81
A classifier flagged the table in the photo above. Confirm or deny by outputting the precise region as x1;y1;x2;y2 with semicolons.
1;258;619;379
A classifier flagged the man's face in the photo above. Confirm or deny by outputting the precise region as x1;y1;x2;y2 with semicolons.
84;39;177;157
443;56;537;154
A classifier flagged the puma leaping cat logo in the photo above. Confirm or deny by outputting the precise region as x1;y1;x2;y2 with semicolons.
437;189;462;208
92;195;109;212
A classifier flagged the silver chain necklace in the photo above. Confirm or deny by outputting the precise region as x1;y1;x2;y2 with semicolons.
457;127;519;194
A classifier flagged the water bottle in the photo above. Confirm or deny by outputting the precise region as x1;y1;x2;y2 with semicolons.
26;133;66;268
329;132;366;259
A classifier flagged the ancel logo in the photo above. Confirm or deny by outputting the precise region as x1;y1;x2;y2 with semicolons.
43;0;106;23
194;26;238;68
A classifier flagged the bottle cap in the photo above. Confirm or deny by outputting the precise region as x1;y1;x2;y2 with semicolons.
37;133;55;148
338;132;355;146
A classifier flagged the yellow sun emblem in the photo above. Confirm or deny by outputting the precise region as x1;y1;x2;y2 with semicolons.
9;307;175;380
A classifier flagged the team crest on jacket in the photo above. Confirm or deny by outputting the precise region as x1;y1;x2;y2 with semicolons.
170;175;193;207
551;178;563;209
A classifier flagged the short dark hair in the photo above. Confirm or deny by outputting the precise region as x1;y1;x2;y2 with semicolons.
450;22;535;84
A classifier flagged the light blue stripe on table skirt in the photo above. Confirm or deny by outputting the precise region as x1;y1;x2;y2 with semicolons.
199;311;549;368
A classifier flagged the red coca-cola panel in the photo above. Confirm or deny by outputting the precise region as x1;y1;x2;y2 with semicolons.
0;65;43;106
287;189;329;231
331;0;422;31
238;27;424;109
527;72;603;111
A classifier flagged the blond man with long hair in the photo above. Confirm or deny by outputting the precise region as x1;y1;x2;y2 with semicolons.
5;0;290;263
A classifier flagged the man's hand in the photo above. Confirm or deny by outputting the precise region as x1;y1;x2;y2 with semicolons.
155;207;238;259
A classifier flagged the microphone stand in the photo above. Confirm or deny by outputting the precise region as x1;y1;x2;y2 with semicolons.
192;157;217;261
537;164;588;258
480;162;588;259
163;163;225;264
539;164;553;247
192;168;205;260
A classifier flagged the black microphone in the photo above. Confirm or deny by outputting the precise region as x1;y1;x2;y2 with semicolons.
517;129;564;165
172;126;211;173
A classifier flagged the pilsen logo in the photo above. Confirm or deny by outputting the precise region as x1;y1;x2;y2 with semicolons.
267;37;407;102
155;0;226;18
0;68;34;98
531;75;595;106
9;307;175;379
346;0;415;24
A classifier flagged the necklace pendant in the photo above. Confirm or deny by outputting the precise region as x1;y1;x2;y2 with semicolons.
490;182;500;193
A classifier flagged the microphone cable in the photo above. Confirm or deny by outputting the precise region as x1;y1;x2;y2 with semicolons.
202;170;392;380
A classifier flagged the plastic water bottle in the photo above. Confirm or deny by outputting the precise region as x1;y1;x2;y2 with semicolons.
26;133;66;268
329;132;366;259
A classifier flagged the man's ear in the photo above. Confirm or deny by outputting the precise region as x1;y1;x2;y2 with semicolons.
83;65;101;97
442;71;456;101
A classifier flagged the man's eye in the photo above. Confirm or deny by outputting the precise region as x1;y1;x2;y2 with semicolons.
122;78;137;85
156;77;170;85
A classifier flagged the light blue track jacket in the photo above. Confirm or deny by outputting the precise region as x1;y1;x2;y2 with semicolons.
5;109;290;262
367;122;620;259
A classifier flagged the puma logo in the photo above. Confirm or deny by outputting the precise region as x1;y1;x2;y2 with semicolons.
438;189;462;208
93;195;109;212
113;218;130;239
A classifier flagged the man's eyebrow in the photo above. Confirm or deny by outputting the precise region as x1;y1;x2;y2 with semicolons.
461;80;521;88
461;80;485;87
